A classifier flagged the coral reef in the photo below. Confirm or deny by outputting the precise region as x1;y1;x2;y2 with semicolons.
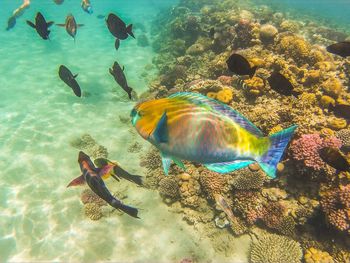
70;134;108;160
304;247;334;263
84;203;103;221
250;232;302;263
199;170;227;200
158;177;180;201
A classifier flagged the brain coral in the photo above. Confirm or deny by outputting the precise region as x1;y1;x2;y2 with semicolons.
336;129;350;146
250;233;302;263
158;177;180;199
84;203;103;221
290;133;342;171
231;168;267;190
199;170;227;200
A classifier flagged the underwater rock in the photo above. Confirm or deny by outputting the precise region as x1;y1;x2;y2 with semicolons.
186;43;205;55
250;232;302;263
259;24;278;43
231;168;266;190
84;203;103;221
199;170;226;200
158;177;180;201
320;184;350;234
304;247;334;263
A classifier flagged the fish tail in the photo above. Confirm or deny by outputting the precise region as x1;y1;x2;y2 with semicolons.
258;125;297;178
249;66;257;78
113;166;143;186
126;24;135;38
110;198;140;218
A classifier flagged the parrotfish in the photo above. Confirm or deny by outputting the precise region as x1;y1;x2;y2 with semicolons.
131;92;297;178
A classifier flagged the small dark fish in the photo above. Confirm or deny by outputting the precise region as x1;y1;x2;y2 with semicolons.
109;61;133;99
226;54;257;78
58;65;81;97
326;41;350;58
115;38;120;50
319;147;350;172
77;151;140;218
209;27;215;38
56;14;84;40
6;16;16;31
267;71;298;97
329;103;350;120
53;0;64;4
97;14;105;19
26;12;54;40
106;13;134;40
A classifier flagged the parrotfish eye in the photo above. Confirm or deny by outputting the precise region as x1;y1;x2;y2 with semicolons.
130;108;141;126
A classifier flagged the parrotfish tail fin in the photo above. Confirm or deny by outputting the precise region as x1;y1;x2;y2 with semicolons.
113;165;143;186
126;24;135;38
249;66;257;78
110;198;140;219
259;125;297;178
26;20;36;28
67;174;85;187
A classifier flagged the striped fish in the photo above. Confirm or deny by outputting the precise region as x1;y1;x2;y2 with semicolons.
131;92;296;178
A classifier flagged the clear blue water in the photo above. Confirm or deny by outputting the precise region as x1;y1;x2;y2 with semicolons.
0;0;349;262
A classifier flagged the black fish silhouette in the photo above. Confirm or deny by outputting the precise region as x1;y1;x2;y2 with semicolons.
109;61;133;99
329;103;350;120
326;42;350;58
56;14;84;40
26;12;54;40
226;54;257;78
115;38;120;50
106;13;134;40
6;16;16;31
78;151;140;218
319;147;350;172
267;71;298;97
58;65;81;97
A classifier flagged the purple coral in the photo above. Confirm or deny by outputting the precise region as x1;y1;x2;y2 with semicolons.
290;134;341;171
320;184;350;233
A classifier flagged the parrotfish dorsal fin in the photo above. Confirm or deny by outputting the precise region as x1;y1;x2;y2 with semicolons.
168;92;264;137
204;160;254;173
152;111;168;143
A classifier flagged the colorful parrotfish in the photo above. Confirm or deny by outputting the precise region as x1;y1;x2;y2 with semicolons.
131;92;297;178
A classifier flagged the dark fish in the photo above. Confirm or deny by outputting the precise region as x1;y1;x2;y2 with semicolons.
226;54;257;78
106;13;134;40
94;158;143;186
329;103;350;120
26;12;54;40
319;147;350;172
58;65;81;97
6;16;16;31
56;14;84;40
53;0;64;4
267;71;298;97
115;38;120;50
326;41;350;58
97;14;105;19
78;151;140;218
109;61;133;99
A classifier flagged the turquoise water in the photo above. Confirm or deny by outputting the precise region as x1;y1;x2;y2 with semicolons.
1;0;350;262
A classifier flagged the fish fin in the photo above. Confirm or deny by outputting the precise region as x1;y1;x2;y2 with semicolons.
205;160;254;173
258;125;297;178
26;20;36;28
172;157;186;171
161;154;172;176
67;174;85;187
77;24;84;27
168;92;264;137
113;166;143;185
73;74;78;78
47;21;54;27
127;90;132;100
109;68;113;75
110;198;140;218
249;66;257;78
126;24;135;38
56;23;66;27
152;111;168;143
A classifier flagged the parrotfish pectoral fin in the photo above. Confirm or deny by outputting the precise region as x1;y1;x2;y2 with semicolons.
205;160;254;173
172;157;186;171
153;111;168;143
259;125;297;178
161;154;172;176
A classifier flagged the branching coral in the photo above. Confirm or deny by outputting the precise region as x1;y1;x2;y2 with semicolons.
140;147;162;171
320;184;350;233
231;167;267;190
250;232;302;263
199;170;226;200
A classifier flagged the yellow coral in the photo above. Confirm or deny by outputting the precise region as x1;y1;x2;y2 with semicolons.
250;58;265;67
302;70;321;85
304;247;334;263
278;35;311;65
315;61;334;72
327;117;347;130
206;91;217;99
320;95;335;108
300;92;317;105
216;88;233;104
321;77;344;98
320;128;335;138
244;76;265;90
268;125;283;135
